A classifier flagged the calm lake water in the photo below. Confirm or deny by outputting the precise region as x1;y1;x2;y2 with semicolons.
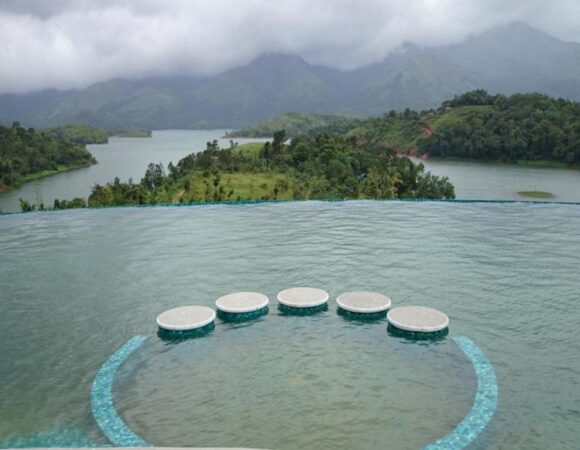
0;129;579;212
1;202;579;449
0;130;268;213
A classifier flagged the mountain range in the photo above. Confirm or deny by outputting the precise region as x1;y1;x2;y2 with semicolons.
1;22;579;130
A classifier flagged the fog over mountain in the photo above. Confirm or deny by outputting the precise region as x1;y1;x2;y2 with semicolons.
1;0;580;94
1;22;580;129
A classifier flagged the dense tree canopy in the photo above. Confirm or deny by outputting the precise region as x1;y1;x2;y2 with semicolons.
81;133;454;210
41;125;109;145
0;122;96;190
421;91;580;163
300;91;580;165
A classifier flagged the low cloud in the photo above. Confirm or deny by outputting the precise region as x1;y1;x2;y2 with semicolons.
0;0;579;94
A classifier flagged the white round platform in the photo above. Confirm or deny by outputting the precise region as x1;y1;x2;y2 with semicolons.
277;287;329;308
216;292;269;313
156;306;216;331
387;306;449;332
336;291;391;313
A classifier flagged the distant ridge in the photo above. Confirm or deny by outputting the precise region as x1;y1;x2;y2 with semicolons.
1;23;580;130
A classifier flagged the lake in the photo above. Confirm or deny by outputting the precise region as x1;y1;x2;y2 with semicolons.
1;130;580;212
0;202;579;449
0;130;268;213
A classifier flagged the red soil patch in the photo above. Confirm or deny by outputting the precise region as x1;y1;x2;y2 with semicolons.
420;124;434;136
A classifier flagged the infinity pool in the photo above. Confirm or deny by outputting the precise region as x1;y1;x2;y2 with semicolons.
1;202;579;449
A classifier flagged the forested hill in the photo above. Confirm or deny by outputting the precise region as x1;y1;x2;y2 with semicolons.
25;133;455;211
304;91;580;165
227;112;363;138
2;23;580;130
41;125;109;145
0;123;96;192
421;92;580;163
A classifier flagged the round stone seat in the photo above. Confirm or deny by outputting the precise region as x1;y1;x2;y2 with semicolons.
386;306;449;333
216;292;269;313
277;287;329;309
156;306;216;331
336;291;391;314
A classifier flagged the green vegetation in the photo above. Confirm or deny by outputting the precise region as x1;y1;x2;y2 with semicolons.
339;109;431;152
19;165;91;183
26;132;454;211
0;122;96;191
112;127;152;138
309;91;580;165
420;91;580;164
517;191;554;199
227;112;363;138
42;124;109;145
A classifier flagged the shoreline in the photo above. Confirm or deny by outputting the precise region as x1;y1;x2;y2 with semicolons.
416;156;580;171
0;161;96;193
222;138;580;171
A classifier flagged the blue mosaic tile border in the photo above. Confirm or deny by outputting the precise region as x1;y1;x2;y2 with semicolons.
90;333;496;450
0;426;97;448
423;336;498;450
91;335;150;447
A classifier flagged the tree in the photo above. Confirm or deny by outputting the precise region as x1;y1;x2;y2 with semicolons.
19;198;35;212
142;162;165;190
272;130;287;161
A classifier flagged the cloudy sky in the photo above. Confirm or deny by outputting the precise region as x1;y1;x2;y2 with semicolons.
0;0;579;94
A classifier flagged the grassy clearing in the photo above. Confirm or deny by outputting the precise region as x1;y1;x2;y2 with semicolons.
220;172;294;200
426;105;493;132
175;170;295;202
232;142;264;159
517;191;554;199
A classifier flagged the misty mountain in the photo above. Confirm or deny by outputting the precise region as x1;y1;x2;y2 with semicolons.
1;23;580;130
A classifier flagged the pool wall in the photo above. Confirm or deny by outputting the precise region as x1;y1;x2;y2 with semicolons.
90;335;151;447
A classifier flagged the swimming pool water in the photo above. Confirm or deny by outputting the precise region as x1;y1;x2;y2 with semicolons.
0;201;579;449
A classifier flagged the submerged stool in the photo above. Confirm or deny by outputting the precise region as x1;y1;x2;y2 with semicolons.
336;291;391;320
156;306;216;339
387;306;449;339
216;292;269;322
277;287;329;315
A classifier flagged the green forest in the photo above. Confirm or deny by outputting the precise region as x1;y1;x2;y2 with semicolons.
227;112;363;138
420;91;580;164
8;90;580;211
39;132;454;211
239;91;580;165
112;126;152;138
357;91;580;164
0;123;96;191
41;124;109;145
